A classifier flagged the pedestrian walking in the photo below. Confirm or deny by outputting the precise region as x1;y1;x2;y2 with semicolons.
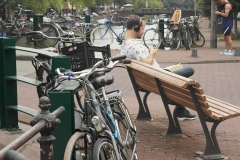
215;0;234;55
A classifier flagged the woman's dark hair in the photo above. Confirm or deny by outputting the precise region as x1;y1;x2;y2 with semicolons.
126;15;142;30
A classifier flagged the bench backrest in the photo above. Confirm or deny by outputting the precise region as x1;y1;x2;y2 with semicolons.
125;60;213;118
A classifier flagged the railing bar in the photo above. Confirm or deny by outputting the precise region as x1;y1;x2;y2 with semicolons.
0;121;46;159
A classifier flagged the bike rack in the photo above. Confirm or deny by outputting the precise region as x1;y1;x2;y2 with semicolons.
0;37;76;159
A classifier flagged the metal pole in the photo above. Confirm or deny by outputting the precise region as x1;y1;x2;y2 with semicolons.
210;0;217;48
194;0;196;16
0;121;46;159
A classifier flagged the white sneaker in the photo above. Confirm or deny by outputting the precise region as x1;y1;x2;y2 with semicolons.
225;50;234;56
220;49;227;55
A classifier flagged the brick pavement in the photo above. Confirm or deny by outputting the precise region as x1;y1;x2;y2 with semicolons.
1;18;240;159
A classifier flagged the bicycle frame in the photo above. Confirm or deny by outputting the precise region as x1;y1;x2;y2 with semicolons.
97;21;126;40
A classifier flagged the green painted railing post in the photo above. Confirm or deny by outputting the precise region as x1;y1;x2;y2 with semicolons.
33;14;43;31
51;56;71;79
49;81;79;160
0;38;19;130
85;14;91;42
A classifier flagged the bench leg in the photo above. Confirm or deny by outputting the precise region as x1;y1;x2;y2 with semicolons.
155;78;182;137
189;86;224;159
198;120;225;160
135;91;152;120
127;68;152;120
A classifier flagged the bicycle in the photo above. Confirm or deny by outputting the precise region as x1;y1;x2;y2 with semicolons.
41;55;138;160
42;8;94;48
178;19;192;50
0;4;59;48
90;12;127;47
142;19;181;50
191;16;205;47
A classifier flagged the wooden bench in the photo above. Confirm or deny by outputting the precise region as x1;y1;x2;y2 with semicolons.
125;60;240;160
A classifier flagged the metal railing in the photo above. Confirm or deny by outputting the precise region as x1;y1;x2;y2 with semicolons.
0;96;65;160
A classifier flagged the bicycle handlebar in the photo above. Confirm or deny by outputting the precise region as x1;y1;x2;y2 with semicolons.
25;31;82;42
55;55;131;81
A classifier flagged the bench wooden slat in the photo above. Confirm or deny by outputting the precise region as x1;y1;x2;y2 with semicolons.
206;96;240;112
132;70;206;102
208;107;231;119
134;75;208;108
166;92;209;112
162;84;206;103
129;64;192;88
208;101;240;116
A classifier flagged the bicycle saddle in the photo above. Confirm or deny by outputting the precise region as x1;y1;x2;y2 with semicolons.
90;74;114;90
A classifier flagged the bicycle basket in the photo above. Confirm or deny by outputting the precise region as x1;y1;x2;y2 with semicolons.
61;42;111;71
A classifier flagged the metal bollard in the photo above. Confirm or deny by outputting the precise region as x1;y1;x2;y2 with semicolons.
30;96;63;160
158;19;165;49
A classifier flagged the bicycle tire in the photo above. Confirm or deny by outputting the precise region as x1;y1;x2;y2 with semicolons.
186;30;192;49
90;26;113;47
112;100;137;159
38;65;52;82
35;23;59;48
166;30;181;50
181;30;192;50
64;132;92;160
143;28;163;49
37;65;52;98
193;31;205;47
92;138;126;160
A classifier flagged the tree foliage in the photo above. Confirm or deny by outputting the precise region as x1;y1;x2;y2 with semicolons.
133;0;163;8
162;0;194;9
6;0;63;13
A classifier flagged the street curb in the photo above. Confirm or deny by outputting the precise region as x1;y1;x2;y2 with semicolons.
181;59;240;64
16;54;240;65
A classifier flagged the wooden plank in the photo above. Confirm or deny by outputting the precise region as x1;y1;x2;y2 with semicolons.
208;102;239;115
206;96;240;111
5;46;60;58
137;81;160;94
132;69;206;102
208;107;231;119
128;62;194;88
6;76;42;86
7;105;38;117
166;92;209;111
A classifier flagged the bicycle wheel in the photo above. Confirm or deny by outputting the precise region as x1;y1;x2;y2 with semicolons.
93;138;124;160
37;65;52;98
35;24;59;48
166;31;181;50
193;31;205;47
64;132;92;160
38;64;52;82
90;26;113;47
181;30;192;50
186;30;192;49
143;28;163;49
112;99;137;159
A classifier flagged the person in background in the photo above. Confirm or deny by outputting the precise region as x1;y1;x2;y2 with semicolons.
215;0;234;55
121;15;196;121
